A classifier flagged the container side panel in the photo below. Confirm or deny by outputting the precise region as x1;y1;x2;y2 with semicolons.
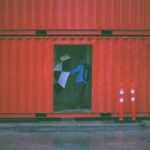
0;37;150;114
93;38;150;113
0;0;149;30
0;38;53;113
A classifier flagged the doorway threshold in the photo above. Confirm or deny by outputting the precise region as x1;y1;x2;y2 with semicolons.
47;112;100;118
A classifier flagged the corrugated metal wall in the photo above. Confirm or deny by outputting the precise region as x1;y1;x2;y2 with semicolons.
0;0;149;117
0;37;150;114
92;38;150;113
0;0;149;30
0;38;53;113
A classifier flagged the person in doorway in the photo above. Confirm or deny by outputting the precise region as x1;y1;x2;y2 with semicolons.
70;56;89;108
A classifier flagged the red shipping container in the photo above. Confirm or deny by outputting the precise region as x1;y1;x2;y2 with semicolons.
0;36;150;118
0;0;149;30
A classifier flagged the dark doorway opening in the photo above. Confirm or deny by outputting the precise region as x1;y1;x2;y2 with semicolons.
54;45;92;112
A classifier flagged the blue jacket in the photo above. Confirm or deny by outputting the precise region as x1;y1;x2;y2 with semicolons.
70;64;85;83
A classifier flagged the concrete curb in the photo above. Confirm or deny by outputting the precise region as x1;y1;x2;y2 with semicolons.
142;120;150;128
0;121;147;132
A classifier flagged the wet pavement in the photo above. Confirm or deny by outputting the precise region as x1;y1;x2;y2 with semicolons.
0;121;150;150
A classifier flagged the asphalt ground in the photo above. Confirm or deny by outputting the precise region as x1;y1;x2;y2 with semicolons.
0;120;148;132
0;120;150;150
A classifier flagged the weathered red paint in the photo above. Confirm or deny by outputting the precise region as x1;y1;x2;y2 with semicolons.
0;38;53;113
0;37;150;118
0;114;35;118
47;113;101;119
0;0;149;30
92;38;150;114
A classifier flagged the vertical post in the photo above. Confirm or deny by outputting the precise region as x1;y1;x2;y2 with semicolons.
119;84;124;121
130;83;136;121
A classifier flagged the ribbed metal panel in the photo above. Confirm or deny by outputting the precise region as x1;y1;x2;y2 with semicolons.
92;38;150;113
0;0;149;30
0;37;150;115
0;38;53;113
